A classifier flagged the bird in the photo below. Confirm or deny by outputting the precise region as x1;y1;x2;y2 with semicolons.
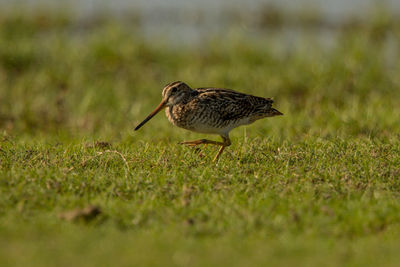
135;81;283;162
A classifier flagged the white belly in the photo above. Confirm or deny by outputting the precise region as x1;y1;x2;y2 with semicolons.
185;117;251;135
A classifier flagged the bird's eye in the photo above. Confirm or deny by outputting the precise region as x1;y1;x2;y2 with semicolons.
171;87;177;93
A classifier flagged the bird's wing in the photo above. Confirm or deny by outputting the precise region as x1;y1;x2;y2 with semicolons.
195;87;273;121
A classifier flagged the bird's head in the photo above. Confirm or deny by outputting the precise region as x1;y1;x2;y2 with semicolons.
162;81;193;106
134;81;193;131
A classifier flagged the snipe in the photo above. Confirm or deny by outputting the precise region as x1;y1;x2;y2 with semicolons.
135;81;283;161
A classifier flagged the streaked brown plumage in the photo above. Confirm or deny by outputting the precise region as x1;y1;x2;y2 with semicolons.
135;81;283;161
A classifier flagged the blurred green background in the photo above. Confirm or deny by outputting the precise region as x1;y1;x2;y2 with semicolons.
0;1;400;266
1;1;399;140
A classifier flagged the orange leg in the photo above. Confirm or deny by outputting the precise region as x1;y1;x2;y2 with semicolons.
179;135;231;162
213;146;226;162
179;139;224;147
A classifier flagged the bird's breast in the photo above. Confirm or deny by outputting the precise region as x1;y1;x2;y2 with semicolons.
166;105;188;128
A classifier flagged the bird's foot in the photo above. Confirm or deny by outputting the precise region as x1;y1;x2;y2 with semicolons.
179;139;209;147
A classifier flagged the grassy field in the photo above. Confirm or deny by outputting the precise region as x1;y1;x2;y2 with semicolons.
1;8;400;266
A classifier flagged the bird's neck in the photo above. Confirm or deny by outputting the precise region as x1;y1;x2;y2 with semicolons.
176;90;197;105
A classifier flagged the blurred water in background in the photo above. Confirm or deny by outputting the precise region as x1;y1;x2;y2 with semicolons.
9;0;400;18
1;0;399;51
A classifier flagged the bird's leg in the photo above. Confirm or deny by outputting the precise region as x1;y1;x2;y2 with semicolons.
180;135;231;162
213;146;226;162
179;139;225;147
212;135;231;162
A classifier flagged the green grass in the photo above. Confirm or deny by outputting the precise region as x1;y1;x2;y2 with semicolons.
1;8;400;266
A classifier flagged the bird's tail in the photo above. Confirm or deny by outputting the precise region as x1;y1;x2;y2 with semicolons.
269;108;283;116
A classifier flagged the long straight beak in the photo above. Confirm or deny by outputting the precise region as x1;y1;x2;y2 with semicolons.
134;100;166;131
